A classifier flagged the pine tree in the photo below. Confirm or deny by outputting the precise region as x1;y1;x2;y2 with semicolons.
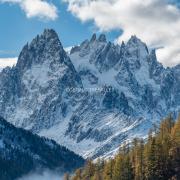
92;158;103;180
131;139;145;180
103;159;114;180
123;154;134;180
112;154;123;180
171;114;180;145
92;170;102;180
158;116;174;179
113;144;133;180
64;173;70;180
72;169;82;180
154;138;165;179
170;115;180;179
159;115;174;139
145;137;157;180
84;159;95;180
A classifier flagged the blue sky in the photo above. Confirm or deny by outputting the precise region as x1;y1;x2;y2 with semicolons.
0;0;180;67
0;0;120;58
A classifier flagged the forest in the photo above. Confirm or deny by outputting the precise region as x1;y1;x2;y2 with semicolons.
65;115;180;180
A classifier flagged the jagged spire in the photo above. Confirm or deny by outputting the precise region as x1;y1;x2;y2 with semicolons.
121;41;126;48
98;34;106;42
90;33;97;43
16;29;65;72
150;49;157;58
43;29;59;40
149;49;158;63
127;35;149;55
128;35;141;44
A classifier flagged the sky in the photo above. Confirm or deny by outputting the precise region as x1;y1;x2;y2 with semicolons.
0;0;180;69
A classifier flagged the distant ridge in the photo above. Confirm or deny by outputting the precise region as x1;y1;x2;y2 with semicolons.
0;116;84;180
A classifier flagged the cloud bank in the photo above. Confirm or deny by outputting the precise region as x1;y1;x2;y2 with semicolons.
0;0;58;20
18;170;63;180
64;0;180;67
0;57;17;71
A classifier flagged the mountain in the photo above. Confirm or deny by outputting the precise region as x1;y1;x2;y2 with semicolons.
0;29;179;159
0;116;84;180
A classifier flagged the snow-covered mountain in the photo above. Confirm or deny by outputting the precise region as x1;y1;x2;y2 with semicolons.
0;116;84;180
0;29;179;159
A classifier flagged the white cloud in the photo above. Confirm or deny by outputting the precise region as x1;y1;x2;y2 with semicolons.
64;0;180;67
0;57;17;71
0;0;58;20
18;170;62;180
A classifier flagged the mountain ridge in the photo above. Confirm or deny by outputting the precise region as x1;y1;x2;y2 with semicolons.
0;116;84;180
0;29;179;159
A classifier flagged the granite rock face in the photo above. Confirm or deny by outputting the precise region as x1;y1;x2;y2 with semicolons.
0;29;179;159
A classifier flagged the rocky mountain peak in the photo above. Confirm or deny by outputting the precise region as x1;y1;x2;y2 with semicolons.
29;28;62;52
0;29;82;127
124;36;149;69
43;28;59;40
98;34;107;42
128;35;142;44
16;29;65;73
127;35;148;52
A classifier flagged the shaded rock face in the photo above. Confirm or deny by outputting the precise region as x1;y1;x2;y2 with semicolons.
102;88;131;115
0;30;179;159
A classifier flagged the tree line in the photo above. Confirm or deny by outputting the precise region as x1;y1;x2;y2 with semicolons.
64;115;180;180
